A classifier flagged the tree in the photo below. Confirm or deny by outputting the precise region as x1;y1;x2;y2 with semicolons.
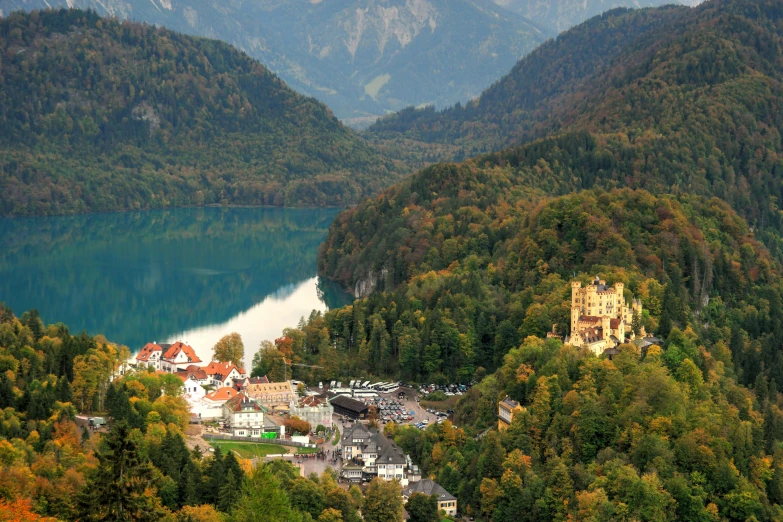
75;421;169;521
362;479;404;522
213;333;244;368
289;477;327;519
285;417;312;436
405;493;439;522
478;431;506;480
318;508;344;522
252;341;286;382
218;469;240;513
232;466;304;522
175;504;225;522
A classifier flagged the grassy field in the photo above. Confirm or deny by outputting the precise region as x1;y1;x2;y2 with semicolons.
297;446;321;454
209;440;289;459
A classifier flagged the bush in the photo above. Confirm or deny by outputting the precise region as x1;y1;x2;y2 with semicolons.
424;391;447;402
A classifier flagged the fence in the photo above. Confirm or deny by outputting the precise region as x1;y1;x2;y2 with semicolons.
203;432;313;448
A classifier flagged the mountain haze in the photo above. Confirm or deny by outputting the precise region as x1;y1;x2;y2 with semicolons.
493;0;702;33
0;9;401;216
2;0;549;124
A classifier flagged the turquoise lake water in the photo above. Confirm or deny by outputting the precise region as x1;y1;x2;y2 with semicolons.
0;206;352;367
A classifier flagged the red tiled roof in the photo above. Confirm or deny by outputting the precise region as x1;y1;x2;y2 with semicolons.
176;369;208;382
136;342;163;362
203;361;245;377
162;341;202;364
205;387;237;402
578;316;601;324
610;318;621;329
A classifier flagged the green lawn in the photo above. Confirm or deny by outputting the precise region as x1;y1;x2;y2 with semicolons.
209;440;289;459
297;446;321;454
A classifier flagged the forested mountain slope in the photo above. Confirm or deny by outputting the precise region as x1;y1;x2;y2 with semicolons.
282;188;783;519
1;0;549;124
0;9;401;216
368;0;783;163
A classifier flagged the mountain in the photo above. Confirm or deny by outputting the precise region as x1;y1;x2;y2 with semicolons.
365;0;783;240
493;0;703;33
288;186;783;519
0;9;402;216
1;0;550;124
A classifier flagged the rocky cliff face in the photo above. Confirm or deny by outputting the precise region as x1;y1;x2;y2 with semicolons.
3;0;548;123
492;0;702;33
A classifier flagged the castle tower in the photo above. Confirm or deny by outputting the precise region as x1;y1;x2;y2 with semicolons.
602;316;611;341
571;281;582;332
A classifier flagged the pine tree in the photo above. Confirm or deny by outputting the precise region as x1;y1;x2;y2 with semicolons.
201;446;225;505
218;469;239;513
75;421;169;521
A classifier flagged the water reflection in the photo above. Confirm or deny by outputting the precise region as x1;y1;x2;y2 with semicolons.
0;207;352;361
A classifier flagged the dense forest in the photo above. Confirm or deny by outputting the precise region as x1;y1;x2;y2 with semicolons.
271;186;783;519
367;0;783;237
0;9;404;216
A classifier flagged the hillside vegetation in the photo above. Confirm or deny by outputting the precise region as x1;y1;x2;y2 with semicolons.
367;0;783;252
1;0;549;122
0;9;402;216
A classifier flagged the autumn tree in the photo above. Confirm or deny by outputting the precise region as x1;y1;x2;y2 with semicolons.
212;333;244;368
362;478;404;522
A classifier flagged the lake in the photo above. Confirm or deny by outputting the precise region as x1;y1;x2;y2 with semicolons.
0;207;353;368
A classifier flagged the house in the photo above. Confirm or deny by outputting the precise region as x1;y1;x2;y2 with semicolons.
289;395;334;428
179;374;206;400
498;396;524;431
160;341;202;373
176;366;210;386
203;361;246;389
245;380;297;411
339;423;415;487
567;277;643;356
222;392;267;437
135;342;166;370
403;479;457;517
330;395;369;420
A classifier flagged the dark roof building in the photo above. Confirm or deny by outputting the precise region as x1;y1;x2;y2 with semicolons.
330;395;369;419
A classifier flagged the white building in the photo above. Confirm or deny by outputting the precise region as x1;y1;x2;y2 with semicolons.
203;361;246;389
223;392;267;438
289;395;334;428
340;423;413;487
135;342;164;370
160;341;203;373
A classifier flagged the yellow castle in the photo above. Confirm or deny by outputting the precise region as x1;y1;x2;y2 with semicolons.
568;277;642;355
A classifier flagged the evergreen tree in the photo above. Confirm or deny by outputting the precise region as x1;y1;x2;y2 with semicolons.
75;421;168;521
218;469;240;513
201;446;225;505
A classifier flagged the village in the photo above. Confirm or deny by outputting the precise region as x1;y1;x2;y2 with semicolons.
122;277;663;520
130;340;462;517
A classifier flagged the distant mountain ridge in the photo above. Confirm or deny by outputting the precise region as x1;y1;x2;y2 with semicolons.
2;0;549;123
0;9;401;216
493;0;703;33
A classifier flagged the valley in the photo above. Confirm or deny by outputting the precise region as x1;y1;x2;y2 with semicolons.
3;1;783;521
